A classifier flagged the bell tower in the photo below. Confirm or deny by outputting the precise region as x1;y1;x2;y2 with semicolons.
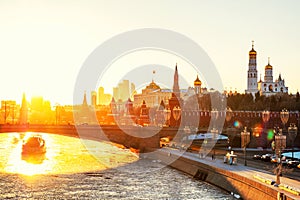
245;41;259;95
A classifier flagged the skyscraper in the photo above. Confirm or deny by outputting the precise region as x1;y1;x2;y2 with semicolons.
91;91;97;107
19;93;28;124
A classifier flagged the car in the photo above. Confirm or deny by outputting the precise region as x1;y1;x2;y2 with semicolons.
252;154;261;160
271;155;287;164
287;160;300;168
298;164;300;169
261;154;273;162
270;156;278;163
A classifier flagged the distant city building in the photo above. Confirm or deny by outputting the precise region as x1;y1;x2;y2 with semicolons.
91;91;97;107
113;87;119;102
112;80;135;102
98;87;112;105
1;100;17;124
19;93;28;124
245;41;288;97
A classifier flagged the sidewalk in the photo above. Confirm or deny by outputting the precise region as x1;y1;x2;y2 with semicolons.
160;147;300;197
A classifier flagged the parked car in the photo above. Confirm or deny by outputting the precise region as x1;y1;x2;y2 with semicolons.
287;160;300;168
261;154;273;162
271;155;287;164
252;154;261;160
298;164;300;169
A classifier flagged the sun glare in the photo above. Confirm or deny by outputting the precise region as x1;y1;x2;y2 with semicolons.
1;132;138;176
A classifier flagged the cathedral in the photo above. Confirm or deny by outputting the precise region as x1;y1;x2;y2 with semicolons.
245;41;288;97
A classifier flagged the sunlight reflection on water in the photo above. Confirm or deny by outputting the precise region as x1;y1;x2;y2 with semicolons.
0;133;138;176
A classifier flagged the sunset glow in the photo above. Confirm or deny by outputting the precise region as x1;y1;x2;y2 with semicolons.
1;133;138;176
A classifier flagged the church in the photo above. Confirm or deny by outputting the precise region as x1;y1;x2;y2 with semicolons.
245;41;288;97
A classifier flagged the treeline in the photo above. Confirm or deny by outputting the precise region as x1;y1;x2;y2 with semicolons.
227;92;300;111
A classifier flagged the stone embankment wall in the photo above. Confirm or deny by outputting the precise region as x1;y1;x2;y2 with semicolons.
147;149;296;200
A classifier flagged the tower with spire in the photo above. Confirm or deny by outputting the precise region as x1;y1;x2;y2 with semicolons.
173;63;180;96
245;41;259;96
19;93;28;124
168;63;183;127
264;57;273;83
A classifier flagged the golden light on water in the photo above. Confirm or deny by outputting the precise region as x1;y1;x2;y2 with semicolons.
0;132;138;176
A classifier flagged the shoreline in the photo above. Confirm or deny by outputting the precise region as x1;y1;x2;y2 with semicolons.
146;147;300;200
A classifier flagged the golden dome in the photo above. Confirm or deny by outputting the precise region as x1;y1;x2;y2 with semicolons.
249;41;256;55
146;80;161;90
194;75;202;86
265;57;272;70
249;48;256;55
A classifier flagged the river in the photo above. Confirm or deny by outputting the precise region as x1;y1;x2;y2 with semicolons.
0;132;234;199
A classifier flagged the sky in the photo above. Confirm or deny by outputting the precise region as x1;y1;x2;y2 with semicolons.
0;0;299;105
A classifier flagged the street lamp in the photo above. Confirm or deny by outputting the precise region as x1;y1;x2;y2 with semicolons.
288;123;298;160
280;109;289;133
172;106;181;127
241;127;250;166
211;109;219;160
225;107;233;125
275;129;286;185
211;127;218;160
262;110;270;147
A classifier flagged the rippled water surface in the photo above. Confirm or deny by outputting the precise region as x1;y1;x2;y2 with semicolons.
0;133;234;199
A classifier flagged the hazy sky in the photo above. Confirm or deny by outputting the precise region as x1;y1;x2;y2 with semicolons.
0;0;299;105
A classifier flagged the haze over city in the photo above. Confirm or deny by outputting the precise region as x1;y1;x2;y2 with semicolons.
0;1;299;105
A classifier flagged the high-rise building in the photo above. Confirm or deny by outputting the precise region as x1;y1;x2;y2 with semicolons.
113;87;119;101
31;96;44;112
19;93;28;124
91;91;97;107
118;80;130;102
98;87;104;105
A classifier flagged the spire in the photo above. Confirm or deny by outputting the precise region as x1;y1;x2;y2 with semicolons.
268;57;270;65
249;40;256;55
83;91;88;106
173;63;180;95
260;74;262;81
278;73;282;81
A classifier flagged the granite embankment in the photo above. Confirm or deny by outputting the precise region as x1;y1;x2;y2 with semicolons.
146;148;300;200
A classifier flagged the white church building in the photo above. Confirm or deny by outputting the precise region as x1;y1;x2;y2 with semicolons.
245;41;288;97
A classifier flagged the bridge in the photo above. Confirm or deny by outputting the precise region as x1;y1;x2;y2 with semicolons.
0;124;191;152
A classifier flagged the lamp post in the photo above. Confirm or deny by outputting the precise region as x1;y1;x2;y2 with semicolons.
211;109;219;160
262;110;270;147
280;109;289;134
225;107;233;149
275;129;286;185
241;127;250;166
172;106;181;127
288;123;297;160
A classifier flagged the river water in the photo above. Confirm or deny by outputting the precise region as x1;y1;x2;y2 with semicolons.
0;133;234;199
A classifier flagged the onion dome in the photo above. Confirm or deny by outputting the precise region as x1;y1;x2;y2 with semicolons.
194;75;202;86
249;40;256;55
265;57;272;70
